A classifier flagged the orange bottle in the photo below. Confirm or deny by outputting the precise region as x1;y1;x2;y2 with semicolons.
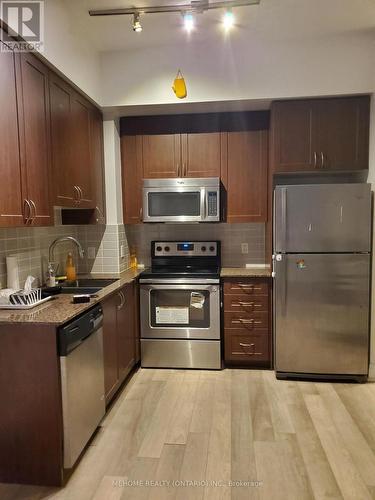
66;252;77;282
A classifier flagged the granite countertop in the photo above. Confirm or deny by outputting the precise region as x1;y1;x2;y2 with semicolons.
0;267;143;326
220;267;272;278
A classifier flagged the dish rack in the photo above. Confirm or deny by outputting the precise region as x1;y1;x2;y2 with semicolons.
0;288;52;310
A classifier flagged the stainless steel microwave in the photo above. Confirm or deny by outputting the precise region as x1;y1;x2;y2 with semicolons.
142;178;221;223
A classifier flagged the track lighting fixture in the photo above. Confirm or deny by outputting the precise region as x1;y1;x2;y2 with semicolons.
132;12;142;32
89;1;260;34
223;9;235;30
183;11;195;32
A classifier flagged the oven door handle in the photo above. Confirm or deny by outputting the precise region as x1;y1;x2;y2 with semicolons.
140;284;219;292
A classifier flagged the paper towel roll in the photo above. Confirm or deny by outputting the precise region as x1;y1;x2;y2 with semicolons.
6;256;20;290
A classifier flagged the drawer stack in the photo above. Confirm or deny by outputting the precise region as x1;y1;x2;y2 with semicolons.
223;278;271;367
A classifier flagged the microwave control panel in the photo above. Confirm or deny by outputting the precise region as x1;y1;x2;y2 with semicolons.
207;192;218;216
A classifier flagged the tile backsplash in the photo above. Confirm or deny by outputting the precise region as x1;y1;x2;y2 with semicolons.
0;221;265;289
125;223;266;267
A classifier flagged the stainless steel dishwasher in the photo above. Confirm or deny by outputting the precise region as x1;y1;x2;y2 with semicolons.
58;304;105;468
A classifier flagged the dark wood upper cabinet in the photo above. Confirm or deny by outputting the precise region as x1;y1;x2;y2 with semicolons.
315;97;370;171
121;135;143;224
50;73;97;210
16;52;53;226
271;100;315;173
181;132;222;177
89;107;106;223
0;43;25;226
49;73;75;206
271;97;370;173
142;134;181;178
223;131;268;223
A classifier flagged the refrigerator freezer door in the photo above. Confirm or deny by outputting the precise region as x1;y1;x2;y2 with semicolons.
274;184;371;253
274;253;370;375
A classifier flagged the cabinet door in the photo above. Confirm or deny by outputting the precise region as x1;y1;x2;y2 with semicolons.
271;100;316;173
224;131;268;223
117;283;136;381
70;92;94;207
89;107;105;223
316;97;370;171
17;53;53;226
181;133;222;177
102;293;120;404
49;73;76;206
142;134;181;178
0;43;25;226
121;135;143;224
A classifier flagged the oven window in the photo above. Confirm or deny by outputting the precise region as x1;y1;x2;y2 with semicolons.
150;289;210;328
148;192;201;217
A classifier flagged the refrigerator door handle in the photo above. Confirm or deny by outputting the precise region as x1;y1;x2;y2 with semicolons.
275;254;287;316
280;187;287;252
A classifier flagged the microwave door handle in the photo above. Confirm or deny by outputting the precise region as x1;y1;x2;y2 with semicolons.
200;188;206;220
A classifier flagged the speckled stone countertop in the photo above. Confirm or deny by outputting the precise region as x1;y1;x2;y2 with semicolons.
220;267;272;278
0;267;143;326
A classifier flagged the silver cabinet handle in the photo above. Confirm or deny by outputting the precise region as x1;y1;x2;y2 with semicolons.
77;186;83;200
139;206;143;221
320;152;325;168
23;199;32;224
176;164;180;177
73;186;80;204
29;200;37;222
95;206;105;223
117;291;125;310
183;163;187;177
313;151;317;168
239;342;255;348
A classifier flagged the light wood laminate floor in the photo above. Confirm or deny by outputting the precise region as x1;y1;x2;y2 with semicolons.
1;368;375;500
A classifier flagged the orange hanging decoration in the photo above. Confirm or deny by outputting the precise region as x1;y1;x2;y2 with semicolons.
172;69;187;99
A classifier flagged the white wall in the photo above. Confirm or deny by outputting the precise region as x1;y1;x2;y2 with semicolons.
100;30;375;107
103;120;123;226
42;0;101;103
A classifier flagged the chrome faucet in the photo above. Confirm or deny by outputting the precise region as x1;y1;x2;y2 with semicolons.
49;236;85;264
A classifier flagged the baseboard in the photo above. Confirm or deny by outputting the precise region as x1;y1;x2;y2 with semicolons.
369;362;375;381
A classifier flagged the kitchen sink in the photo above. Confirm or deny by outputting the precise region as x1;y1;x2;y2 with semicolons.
59;278;119;294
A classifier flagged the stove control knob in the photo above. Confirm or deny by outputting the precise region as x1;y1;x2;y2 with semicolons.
201;246;206;252
156;246;162;252
164;246;170;252
209;246;215;252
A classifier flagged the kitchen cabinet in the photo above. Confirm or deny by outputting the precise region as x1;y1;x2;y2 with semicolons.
142;132;223;179
223;278;271;367
271;97;370;173
89;107;106;223
121;135;143;224
50;72;96;209
0;41;25;226
142;134;180;178
16;52;53;226
102;282;138;404
222;130;268;223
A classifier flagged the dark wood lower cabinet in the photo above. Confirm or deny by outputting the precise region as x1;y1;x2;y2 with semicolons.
102;282;139;405
223;278;271;367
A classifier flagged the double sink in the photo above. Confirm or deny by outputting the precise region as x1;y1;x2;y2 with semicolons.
60;278;119;294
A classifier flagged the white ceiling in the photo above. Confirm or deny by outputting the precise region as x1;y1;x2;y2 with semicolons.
63;0;375;54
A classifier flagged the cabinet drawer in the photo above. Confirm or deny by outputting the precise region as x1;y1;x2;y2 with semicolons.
224;311;269;330
224;280;269;296
224;294;268;313
225;332;270;363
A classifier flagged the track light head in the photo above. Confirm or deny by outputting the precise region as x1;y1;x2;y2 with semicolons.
132;12;142;32
223;9;235;30
183;11;195;32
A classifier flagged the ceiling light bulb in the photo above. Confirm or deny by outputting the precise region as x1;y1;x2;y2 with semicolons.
183;12;195;32
133;12;142;32
223;9;235;30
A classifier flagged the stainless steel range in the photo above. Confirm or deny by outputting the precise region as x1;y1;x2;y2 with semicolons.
139;241;221;369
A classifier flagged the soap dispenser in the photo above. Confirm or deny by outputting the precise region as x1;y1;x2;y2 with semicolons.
66;252;77;282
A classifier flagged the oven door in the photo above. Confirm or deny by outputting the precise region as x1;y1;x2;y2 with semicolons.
140;284;220;339
143;187;205;223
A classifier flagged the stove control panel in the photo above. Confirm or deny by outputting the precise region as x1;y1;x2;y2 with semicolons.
153;241;219;257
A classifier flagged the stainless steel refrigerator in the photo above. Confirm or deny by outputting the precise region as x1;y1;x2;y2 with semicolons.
273;183;371;382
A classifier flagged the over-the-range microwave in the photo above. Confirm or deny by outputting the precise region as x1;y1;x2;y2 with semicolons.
142;177;221;223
